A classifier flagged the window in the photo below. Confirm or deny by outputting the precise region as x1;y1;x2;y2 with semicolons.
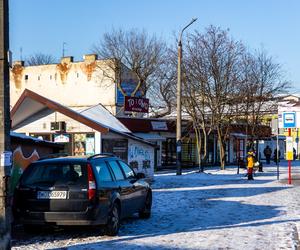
20;163;86;186
107;160;124;180
24;75;28;80
118;161;135;179
94;161;113;182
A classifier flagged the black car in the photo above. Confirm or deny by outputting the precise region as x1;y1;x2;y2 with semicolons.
13;154;152;236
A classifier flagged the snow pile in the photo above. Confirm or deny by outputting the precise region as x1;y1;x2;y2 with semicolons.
12;162;300;250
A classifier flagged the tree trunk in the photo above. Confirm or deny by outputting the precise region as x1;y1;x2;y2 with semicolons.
195;127;203;172
217;127;226;170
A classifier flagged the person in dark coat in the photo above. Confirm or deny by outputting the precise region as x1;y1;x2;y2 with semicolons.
263;146;272;164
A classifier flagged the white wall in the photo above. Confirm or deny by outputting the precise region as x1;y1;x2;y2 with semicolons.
128;139;154;178
10;57;117;114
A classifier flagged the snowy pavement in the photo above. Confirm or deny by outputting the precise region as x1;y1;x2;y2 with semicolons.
12;161;300;250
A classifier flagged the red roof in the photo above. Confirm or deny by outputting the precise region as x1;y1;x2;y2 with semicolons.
118;118;176;133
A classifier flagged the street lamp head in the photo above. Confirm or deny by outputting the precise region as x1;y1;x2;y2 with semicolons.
191;18;197;23
179;18;198;44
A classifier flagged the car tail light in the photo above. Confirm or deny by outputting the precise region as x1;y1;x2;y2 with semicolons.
87;163;96;200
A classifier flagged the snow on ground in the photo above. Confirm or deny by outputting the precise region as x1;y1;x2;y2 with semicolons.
12;161;300;250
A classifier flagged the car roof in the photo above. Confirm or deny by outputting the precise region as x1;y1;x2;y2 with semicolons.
33;154;118;165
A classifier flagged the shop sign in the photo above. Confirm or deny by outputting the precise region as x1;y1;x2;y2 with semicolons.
151;121;168;131
54;134;70;143
124;96;149;113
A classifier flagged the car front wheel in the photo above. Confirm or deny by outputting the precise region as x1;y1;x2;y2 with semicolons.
105;202;120;236
139;191;152;219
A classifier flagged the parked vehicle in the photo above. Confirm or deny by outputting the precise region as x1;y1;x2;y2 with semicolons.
13;154;152;236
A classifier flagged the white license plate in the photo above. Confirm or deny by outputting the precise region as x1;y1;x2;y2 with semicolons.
37;191;67;199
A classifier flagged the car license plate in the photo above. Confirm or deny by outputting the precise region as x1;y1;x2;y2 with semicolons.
37;191;67;199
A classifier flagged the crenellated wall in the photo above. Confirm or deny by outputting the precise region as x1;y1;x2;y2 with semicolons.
10;55;118;113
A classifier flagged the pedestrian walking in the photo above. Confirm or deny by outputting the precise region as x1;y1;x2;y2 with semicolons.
247;151;255;180
263;146;272;164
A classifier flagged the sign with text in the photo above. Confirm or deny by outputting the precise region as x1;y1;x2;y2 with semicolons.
151;121;168;131
54;134;70;143
286;136;294;160
124;96;149;113
283;112;296;128
278;105;300;129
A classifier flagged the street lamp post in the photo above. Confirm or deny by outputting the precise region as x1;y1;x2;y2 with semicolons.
176;18;197;175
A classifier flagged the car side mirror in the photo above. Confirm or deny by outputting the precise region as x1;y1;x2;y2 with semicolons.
136;172;145;179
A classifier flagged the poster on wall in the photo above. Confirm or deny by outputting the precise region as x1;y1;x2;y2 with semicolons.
74;134;86;156
116;79;143;105
86;136;95;155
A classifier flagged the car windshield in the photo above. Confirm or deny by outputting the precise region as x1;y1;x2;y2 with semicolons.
20;163;87;186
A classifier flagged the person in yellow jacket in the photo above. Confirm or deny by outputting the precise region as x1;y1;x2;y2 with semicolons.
247;151;255;180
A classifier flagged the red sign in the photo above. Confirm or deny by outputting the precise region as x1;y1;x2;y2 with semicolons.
124;96;149;113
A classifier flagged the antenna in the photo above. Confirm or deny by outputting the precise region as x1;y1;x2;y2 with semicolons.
20;47;22;61
62;42;67;57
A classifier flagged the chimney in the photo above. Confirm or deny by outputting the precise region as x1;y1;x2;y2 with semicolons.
83;54;98;63
13;60;24;67
60;56;73;64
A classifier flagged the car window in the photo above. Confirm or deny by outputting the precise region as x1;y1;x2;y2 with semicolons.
20;163;87;186
107;160;125;181
93;160;113;182
118;161;135;179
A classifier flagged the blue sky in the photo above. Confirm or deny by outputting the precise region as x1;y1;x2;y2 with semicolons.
9;0;300;91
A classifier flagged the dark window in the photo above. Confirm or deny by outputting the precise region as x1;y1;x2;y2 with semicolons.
118;161;135;179
102;139;128;161
93;161;113;182
20;163;86;186
107;160;124;180
24;75;28;80
38;76;40;81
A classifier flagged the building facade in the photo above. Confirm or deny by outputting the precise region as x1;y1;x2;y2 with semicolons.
10;55;140;116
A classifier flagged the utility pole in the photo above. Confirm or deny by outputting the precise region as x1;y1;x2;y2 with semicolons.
0;0;11;249
176;18;197;175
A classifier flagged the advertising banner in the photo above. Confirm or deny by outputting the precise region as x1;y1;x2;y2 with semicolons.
116;80;142;105
124;96;149;113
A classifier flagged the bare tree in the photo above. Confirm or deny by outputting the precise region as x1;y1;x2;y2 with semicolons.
239;49;289;150
184;26;245;169
148;48;177;118
92;28;166;100
25;53;56;66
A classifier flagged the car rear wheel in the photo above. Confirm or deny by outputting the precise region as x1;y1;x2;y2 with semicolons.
139;191;152;219
105;202;120;236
